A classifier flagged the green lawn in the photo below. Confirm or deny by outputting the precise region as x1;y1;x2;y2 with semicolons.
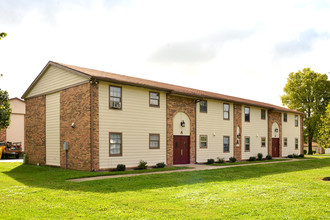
1;159;329;219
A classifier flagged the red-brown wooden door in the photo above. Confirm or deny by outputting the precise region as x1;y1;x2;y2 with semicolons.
272;138;279;157
173;136;190;164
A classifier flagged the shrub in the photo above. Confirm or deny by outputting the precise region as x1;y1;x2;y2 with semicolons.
304;150;307;154
266;155;272;160
229;157;237;163
206;159;215;164
312;150;316;154
257;153;263;160
137;160;148;170
116;164;126;171
299;154;304;158
217;157;225;163
156;162;166;168
293;154;299;158
248;156;256;161
288;154;293;158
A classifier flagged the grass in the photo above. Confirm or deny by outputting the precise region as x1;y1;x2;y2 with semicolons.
1;158;329;219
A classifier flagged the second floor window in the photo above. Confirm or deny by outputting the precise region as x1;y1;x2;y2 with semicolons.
200;100;207;113
283;113;287;122
223;104;230;120
261;109;266;120
110;86;122;109
295;115;298;127
149;92;160;107
245;107;250;122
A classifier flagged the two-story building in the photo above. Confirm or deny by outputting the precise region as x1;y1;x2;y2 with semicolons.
22;61;304;171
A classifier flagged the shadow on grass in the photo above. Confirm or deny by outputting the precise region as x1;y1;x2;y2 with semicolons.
3;158;330;193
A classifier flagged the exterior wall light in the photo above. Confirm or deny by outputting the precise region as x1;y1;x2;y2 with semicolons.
275;128;279;133
71;122;75;128
181;120;185;127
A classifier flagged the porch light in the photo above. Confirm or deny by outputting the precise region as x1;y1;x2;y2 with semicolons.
181;120;185;127
275;128;279;133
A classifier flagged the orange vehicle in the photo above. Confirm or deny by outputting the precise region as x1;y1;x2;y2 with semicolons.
0;142;22;159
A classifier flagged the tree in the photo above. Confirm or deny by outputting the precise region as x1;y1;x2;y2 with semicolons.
281;68;330;155
0;32;7;40
0;89;11;130
318;103;330;149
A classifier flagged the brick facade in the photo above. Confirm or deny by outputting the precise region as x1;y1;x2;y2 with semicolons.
233;104;242;161
268;111;282;157
166;95;196;165
300;116;304;155
91;83;99;171
60;83;94;171
25;96;46;165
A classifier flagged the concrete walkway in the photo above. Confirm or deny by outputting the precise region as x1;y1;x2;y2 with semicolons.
0;159;23;163
68;159;306;182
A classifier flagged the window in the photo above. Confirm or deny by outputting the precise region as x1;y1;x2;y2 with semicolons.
283;113;287;122
261;137;266;147
149;92;160;107
284;137;287;147
295;138;298;149
261;109;266;120
200;135;207;148
109;86;122;109
109;133;122;156
295;115;298;127
149;134;160;149
245;107;250;122
223;136;230;152
245;137;250;151
200;100;207;113
223;103;230;120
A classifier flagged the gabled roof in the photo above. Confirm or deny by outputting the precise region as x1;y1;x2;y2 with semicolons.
9;97;25;103
22;61;303;114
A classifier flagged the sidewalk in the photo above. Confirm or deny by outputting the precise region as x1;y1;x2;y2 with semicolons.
68;159;306;182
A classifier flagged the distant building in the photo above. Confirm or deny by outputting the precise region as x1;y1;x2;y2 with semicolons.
304;142;325;154
0;98;25;150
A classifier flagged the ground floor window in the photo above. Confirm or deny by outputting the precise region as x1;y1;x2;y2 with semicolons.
149;134;160;149
261;137;266;147
284;137;287;147
223;136;230;152
109;133;122;156
245;137;250;151
200;135;208;148
295;138;298;149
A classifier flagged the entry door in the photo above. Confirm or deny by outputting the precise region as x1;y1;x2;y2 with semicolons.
272;138;280;157
173;136;190;164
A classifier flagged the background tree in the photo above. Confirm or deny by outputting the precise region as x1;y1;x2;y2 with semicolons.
281;68;330;155
318;103;330;149
0;32;7;40
0;90;11;130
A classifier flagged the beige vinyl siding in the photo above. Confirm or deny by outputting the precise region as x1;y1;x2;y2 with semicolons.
46;92;60;166
99;82;166;169
6;99;25;150
196;100;234;162
282;113;300;156
241;106;268;159
27;65;88;98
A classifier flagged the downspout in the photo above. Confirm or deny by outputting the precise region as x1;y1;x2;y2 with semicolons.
90;79;95;171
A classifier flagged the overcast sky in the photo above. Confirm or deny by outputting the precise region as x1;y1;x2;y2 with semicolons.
1;0;330;106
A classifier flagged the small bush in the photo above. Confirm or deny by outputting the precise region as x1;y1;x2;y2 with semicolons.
116;164;126;171
229;157;237;163
288;154;293;158
217;157;225;163
312;150;316;154
257;153;263;160
206;159;215;164
304;150;307;154
248;156;256;161
137;160;148;170
299;154;304;158
266;155;272;160
156;162;165;168
293;154;299;158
